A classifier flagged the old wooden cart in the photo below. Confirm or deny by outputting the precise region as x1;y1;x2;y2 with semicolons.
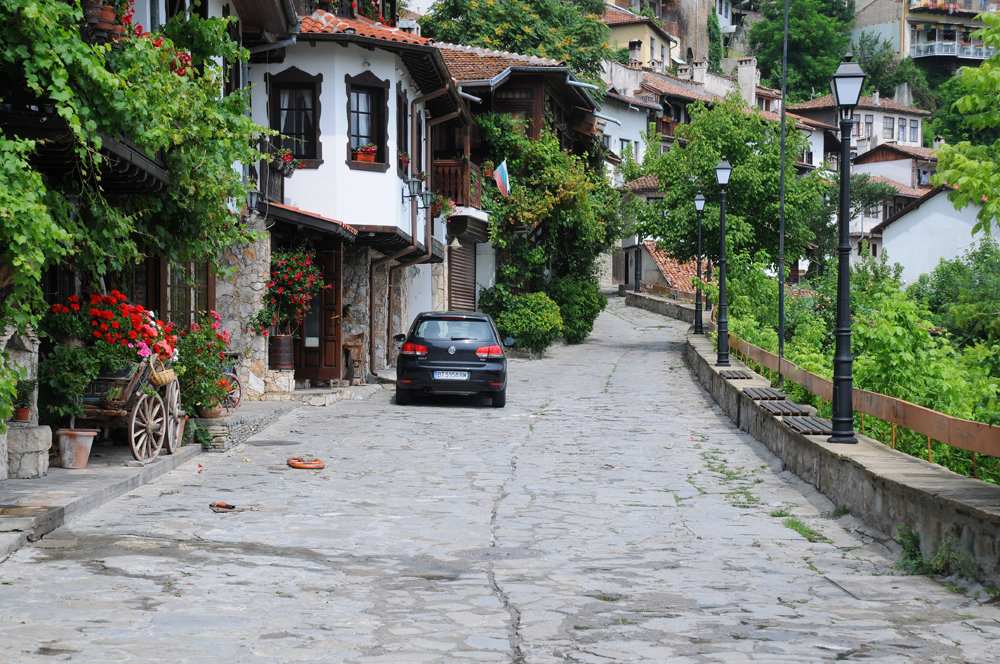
79;357;184;460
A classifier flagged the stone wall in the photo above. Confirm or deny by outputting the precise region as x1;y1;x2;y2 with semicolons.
215;213;269;399
2;327;45;480
431;263;447;310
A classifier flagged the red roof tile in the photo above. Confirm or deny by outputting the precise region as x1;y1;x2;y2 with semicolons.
300;11;431;45
641;71;714;102
866;175;925;198
606;88;661;111
788;94;930;116
644;240;698;292
435;42;566;82
624;175;662;192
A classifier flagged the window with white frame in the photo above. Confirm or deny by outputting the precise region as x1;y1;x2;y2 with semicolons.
883;116;894;139
910;119;919;142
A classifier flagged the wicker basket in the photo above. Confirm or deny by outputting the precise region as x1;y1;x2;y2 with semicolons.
149;357;176;387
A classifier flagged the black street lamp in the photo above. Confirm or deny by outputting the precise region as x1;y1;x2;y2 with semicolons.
633;234;642;293
715;159;732;366
829;54;866;444
693;192;706;334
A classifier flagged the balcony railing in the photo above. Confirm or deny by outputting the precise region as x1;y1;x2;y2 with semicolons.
660;118;678;138
911;41;996;58
432;159;482;210
908;0;998;13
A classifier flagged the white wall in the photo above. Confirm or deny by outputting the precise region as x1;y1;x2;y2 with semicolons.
405;264;433;325
248;43;433;246
854;158;912;188
601;96;654;186
881;193;981;286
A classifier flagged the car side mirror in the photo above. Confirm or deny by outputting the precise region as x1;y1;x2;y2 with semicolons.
503;337;515;347
393;333;406;344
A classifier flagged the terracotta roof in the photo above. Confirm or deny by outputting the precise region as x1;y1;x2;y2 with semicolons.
866;175;925;198
644;240;698;291
624;175;662;192
606;87;662;111
435;42;566;82
602;3;678;39
264;202;359;238
788;94;931;116
300;11;431;45
641;71;714;102
753;108;837;131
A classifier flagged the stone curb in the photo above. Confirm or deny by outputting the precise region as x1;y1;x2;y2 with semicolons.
627;290;1000;584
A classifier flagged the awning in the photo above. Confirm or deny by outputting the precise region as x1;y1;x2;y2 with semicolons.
257;202;358;243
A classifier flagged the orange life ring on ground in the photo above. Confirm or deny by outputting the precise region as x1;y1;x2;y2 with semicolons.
287;456;325;469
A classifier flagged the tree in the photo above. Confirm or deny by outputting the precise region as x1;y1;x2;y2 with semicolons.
933;14;1000;234
747;0;851;102
637;95;829;268
811;173;898;259
419;0;611;79
852;32;934;111
0;1;265;422
928;76;1000;146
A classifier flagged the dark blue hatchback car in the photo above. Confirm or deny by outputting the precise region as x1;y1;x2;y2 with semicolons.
393;312;510;407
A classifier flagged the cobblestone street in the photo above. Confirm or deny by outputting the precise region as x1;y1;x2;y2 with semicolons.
2;296;999;663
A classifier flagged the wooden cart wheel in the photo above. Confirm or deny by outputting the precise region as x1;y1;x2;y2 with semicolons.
129;392;166;461
163;379;182;455
221;372;242;414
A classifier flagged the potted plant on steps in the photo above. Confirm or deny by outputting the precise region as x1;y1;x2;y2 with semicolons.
11;378;37;422
250;249;329;371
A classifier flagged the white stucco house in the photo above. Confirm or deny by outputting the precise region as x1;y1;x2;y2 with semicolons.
870;185;982;286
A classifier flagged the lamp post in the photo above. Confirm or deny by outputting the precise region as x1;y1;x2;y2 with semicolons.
715;159;732;366
829;54;866;444
693;192;706;334
634;234;642;293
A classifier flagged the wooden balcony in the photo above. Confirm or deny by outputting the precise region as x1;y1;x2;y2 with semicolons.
432;159;482;210
660;118;678;138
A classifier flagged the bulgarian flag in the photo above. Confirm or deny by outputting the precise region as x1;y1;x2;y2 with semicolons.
494;159;510;197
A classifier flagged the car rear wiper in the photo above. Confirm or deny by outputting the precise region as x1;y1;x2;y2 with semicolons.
450;337;472;341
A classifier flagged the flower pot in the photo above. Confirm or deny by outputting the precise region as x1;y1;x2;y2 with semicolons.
83;2;115;25
268;334;295;371
270;158;296;178
56;428;100;469
12;407;30;422
198;404;223;419
353;151;376;163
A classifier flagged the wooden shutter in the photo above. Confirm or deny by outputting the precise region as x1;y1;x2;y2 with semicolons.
448;243;476;311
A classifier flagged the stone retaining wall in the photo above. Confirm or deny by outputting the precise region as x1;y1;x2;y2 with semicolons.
625;291;1000;584
193;403;299;453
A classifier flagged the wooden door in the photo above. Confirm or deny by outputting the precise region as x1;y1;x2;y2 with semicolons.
295;247;342;381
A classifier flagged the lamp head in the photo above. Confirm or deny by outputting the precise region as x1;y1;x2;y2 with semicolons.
694;192;706;212
420;189;434;209
247;188;260;211
830;54;867;120
715;159;732;187
405;177;422;197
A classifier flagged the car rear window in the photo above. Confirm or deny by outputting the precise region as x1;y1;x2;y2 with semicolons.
415;318;494;341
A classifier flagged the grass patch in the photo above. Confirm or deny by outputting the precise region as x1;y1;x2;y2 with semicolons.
769;507;792;518
783;517;830;543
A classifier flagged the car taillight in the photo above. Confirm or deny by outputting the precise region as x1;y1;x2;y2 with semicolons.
401;342;428;357
475;345;504;359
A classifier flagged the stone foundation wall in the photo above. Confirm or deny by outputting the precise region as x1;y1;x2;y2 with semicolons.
2;327;42;480
215;214;269;399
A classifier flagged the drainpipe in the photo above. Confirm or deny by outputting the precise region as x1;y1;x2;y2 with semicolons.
384;107;463;363
368;86;449;374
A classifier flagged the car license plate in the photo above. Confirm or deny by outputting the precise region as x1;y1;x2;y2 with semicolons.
433;370;469;380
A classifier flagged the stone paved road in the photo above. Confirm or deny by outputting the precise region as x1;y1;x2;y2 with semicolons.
2;296;1000;663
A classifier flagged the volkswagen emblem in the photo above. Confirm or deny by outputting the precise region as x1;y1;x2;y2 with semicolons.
448;345;456;355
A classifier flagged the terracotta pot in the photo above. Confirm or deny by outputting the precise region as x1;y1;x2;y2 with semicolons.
56;428;100;469
83;3;115;25
198;404;223;419
353;151;376;163
269;334;295;371
12;407;30;422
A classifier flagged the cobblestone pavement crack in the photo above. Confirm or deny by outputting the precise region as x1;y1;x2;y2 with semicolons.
2;296;1000;663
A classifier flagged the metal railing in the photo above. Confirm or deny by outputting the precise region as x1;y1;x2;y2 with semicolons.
911;41;996;59
728;334;1000;465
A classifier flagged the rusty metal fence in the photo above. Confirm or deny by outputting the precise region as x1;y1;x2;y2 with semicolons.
728;335;1000;468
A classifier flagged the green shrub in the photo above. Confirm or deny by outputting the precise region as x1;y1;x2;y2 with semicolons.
496;292;563;353
545;276;607;343
478;283;515;321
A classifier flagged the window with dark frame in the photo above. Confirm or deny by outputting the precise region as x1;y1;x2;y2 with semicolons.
397;88;409;173
162;260;214;330
884;116;894;139
910;119;919;142
267;68;323;166
345;71;389;166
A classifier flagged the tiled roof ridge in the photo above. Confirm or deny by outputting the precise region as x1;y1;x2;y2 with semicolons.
625;174;662;191
300;10;432;45
788;93;931;115
606;86;661;109
434;42;566;67
866;175;925;198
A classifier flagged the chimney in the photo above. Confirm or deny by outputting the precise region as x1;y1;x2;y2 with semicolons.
872;90;880;105
737;56;757;108
629;40;643;66
692;59;707;84
676;64;692;80
934;135;946;149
